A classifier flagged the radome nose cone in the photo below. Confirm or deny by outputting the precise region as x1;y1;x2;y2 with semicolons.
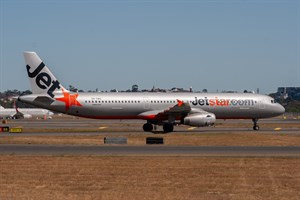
276;105;285;115
279;105;285;114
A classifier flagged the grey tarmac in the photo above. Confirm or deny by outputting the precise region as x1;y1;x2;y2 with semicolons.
0;144;299;157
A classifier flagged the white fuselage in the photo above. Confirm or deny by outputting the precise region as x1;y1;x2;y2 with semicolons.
19;92;284;120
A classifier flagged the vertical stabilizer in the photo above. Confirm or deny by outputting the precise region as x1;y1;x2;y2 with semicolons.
23;52;68;98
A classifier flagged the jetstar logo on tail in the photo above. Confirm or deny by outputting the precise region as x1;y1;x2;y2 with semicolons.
55;89;82;111
26;62;61;98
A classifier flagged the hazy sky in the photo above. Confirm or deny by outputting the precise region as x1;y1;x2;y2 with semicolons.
0;0;299;94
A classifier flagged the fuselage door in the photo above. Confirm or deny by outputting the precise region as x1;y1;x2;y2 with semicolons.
259;99;265;109
143;97;150;110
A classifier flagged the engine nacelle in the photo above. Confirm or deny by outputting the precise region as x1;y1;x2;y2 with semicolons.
183;113;216;127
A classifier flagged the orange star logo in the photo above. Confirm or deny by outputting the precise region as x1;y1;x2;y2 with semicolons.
177;99;184;107
55;89;82;111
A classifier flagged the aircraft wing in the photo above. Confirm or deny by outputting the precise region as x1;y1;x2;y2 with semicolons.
138;100;192;121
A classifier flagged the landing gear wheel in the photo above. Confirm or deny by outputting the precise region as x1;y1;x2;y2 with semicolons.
143;123;153;132
163;123;174;133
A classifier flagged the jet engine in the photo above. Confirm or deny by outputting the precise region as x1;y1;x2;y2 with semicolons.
183;113;216;127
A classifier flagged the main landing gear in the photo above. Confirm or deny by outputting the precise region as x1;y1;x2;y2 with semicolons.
163;123;174;133
142;122;174;133
252;119;259;131
143;123;153;132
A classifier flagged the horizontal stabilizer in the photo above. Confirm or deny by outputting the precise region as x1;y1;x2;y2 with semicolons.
34;96;55;105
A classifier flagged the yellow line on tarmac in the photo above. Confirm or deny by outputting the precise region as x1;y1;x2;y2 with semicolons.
187;127;197;130
98;127;108;130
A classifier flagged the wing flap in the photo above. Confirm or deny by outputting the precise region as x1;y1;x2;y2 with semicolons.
138;100;192;121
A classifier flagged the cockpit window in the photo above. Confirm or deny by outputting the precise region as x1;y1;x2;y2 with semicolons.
271;99;277;104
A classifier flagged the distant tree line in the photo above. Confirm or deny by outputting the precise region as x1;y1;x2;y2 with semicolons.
0;90;33;108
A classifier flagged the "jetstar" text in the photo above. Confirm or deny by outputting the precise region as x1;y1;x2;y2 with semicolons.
192;97;255;107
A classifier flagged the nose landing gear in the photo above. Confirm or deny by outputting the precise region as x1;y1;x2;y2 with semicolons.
252;119;259;130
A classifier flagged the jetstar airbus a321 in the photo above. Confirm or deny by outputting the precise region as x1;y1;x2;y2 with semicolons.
18;52;285;133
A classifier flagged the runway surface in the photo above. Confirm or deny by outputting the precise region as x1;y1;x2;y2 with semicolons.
2;117;300;136
0;144;299;157
1;117;299;157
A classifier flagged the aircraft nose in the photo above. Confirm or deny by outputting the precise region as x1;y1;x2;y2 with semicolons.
276;104;285;115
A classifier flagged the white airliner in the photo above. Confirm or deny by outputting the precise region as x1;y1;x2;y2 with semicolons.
18;52;285;132
0;105;54;119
